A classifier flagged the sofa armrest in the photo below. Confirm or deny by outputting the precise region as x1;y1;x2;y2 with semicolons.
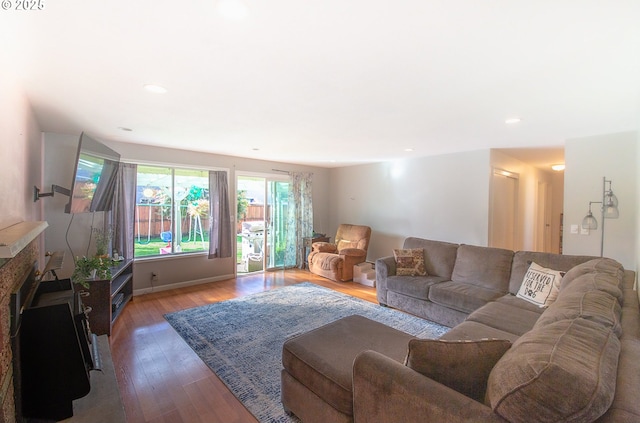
338;249;367;281
375;256;396;305
353;350;507;423
312;242;337;253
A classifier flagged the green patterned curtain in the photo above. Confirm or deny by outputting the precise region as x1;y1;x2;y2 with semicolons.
284;172;313;268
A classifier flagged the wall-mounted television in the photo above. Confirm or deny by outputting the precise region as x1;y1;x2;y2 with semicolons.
65;133;121;214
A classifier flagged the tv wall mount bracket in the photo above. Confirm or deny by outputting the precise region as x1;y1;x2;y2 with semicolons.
34;185;71;202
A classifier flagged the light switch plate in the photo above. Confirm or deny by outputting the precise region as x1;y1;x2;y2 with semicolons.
570;224;579;234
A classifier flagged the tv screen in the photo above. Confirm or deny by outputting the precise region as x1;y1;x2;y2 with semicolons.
65;133;121;214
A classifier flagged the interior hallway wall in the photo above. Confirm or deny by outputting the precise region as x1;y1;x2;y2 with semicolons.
563;131;637;270
328;150;491;262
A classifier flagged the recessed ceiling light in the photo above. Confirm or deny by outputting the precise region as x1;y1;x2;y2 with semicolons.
551;164;566;171
404;148;414;152
505;117;521;124
144;84;167;94
118;127;133;132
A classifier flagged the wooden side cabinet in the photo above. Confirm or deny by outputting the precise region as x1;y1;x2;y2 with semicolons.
77;259;133;336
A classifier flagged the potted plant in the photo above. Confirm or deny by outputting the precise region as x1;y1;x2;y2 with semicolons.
72;256;112;288
93;226;112;258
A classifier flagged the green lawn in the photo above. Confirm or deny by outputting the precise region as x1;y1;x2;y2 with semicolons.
135;237;209;257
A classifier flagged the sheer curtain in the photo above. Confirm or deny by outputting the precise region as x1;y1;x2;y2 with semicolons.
284;172;313;268
110;162;137;261
208;170;233;259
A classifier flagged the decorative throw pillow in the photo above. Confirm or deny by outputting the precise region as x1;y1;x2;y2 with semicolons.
516;261;565;307
405;339;511;403
393;248;427;276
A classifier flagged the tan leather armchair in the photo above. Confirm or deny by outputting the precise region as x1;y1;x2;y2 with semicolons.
308;224;372;282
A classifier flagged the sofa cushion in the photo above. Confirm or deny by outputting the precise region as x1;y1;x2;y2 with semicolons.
337;240;358;250
561;258;625;296
561;258;625;289
402;237;459;279
310;252;343;271
451;244;514;292
386;275;449;301
494;294;546;314
560;272;624;305
393;248;427;276
440;321;521;343
487;318;620;423
535;289;622;337
599;339;640;421
621;287;640;342
405;339;511;403
515;262;565;308
508;251;596;295
466;302;541;336
429;281;504;314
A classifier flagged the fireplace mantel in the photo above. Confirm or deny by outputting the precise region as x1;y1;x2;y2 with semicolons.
0;221;48;258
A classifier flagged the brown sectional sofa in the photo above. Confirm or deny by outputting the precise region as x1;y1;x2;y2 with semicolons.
281;237;640;423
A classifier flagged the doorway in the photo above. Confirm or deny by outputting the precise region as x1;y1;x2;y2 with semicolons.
236;174;290;274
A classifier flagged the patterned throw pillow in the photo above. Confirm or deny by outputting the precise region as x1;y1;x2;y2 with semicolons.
393;248;427;276
516;261;565;307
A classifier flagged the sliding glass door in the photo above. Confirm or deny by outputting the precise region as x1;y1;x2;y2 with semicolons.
267;180;289;269
236;174;289;274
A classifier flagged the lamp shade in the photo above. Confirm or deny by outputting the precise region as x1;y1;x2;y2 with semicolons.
604;203;619;218
604;191;619;218
582;211;598;230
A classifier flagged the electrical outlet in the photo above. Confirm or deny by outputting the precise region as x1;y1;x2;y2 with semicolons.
580;226;590;235
151;272;158;281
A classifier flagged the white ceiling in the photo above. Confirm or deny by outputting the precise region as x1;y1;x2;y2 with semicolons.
4;1;640;168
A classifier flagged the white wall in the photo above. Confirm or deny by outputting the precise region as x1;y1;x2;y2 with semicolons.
0;64;43;231
42;133;331;292
0;51;44;273
563;131;637;270
637;112;640;288
328;150;491;261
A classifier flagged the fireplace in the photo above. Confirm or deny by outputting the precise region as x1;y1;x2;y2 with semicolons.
6;251;98;422
0;241;38;423
9;264;38;423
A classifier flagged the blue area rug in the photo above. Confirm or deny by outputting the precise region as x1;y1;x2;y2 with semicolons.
164;282;449;423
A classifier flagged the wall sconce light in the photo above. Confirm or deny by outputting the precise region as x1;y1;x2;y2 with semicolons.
581;177;619;256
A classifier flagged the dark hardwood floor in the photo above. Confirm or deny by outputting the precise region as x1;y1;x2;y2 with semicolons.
109;269;377;423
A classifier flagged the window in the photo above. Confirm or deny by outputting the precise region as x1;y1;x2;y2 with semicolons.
135;165;210;257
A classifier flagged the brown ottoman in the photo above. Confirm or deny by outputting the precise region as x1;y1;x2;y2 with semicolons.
281;315;416;423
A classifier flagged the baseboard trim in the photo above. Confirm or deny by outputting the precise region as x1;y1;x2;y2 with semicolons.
133;273;235;296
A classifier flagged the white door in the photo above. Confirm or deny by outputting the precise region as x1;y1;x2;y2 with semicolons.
489;169;518;250
535;181;553;252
